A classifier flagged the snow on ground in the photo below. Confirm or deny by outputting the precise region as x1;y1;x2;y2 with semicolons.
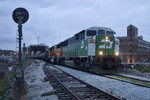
54;65;150;100
21;60;59;100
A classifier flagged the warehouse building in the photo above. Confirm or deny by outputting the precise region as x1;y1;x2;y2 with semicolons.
118;25;150;64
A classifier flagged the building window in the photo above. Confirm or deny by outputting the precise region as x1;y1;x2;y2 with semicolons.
130;60;132;63
130;55;132;58
130;29;132;31
130;44;132;47
138;59;141;62
130;50;132;52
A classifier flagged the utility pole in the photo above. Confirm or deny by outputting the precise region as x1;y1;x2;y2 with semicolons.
37;37;39;44
12;7;29;100
18;24;22;65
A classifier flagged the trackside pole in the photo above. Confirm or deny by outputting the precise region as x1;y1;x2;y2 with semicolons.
12;7;29;100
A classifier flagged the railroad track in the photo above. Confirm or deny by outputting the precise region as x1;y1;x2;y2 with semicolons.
57;63;150;88
49;63;150;89
103;74;150;88
43;64;122;100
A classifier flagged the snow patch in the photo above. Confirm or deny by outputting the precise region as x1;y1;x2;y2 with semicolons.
21;60;58;100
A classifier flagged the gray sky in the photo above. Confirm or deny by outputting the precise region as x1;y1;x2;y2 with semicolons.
0;0;150;50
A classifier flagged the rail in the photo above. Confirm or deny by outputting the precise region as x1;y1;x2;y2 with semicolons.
43;64;122;100
103;74;150;88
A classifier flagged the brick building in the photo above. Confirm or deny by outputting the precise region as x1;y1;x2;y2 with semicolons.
118;25;150;64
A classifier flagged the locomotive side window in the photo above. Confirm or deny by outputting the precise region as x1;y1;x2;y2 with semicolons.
82;32;85;39
106;31;114;35
80;30;85;39
75;34;79;40
87;30;96;36
75;30;85;40
98;30;105;35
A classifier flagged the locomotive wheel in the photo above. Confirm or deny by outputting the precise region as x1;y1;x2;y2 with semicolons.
80;62;84;70
61;58;65;65
80;61;90;72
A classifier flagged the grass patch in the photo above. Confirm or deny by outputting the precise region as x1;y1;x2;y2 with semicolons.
0;77;10;96
136;64;150;73
109;75;150;86
1;97;12;100
0;59;34;97
0;68;15;96
0;59;34;98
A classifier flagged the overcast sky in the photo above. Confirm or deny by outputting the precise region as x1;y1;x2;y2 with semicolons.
0;0;150;50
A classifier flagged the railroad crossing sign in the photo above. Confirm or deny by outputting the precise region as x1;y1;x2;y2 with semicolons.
12;7;29;24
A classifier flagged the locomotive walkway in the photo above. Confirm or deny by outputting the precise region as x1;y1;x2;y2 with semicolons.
43;64;122;100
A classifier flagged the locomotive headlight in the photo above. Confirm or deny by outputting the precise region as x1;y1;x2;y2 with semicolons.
105;36;109;42
115;52;119;56
99;51;103;55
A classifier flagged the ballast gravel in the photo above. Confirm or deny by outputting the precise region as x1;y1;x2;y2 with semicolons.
21;60;59;100
54;65;150;100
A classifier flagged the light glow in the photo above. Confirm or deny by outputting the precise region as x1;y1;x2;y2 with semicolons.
105;36;109;42
131;65;134;69
105;36;108;40
115;52;119;56
99;51;103;55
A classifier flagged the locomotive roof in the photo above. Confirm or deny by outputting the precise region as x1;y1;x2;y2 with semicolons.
86;27;114;32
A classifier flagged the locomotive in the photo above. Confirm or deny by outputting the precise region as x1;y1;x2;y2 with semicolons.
49;27;121;74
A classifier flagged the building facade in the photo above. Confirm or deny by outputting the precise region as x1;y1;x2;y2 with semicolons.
118;25;150;64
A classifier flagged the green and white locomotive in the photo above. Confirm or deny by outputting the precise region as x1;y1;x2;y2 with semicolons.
49;27;121;74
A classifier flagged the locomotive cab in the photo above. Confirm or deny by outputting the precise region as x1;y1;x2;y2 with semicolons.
85;27;121;73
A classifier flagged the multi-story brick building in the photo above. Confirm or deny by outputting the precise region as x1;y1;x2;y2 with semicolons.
118;25;150;64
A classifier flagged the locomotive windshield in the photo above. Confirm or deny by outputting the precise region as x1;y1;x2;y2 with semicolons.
98;30;105;35
106;31;114;35
87;30;96;36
